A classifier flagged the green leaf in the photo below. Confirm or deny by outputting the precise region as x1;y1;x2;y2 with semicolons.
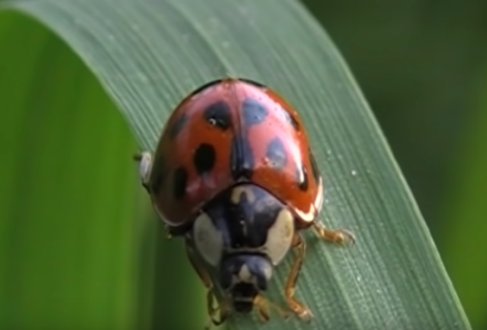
0;0;471;329
0;11;139;329
439;72;487;329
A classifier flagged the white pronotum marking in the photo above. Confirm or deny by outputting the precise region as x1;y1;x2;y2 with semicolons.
264;208;295;266
192;212;224;266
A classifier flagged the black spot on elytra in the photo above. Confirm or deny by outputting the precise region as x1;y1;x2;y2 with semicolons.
150;155;168;194
203;101;232;130
309;150;320;183
266;137;287;170
172;166;188;199
242;98;268;127
297;165;309;191
230;136;254;180
193;143;216;175
168;113;188;139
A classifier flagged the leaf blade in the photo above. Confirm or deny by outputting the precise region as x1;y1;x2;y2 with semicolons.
1;0;471;329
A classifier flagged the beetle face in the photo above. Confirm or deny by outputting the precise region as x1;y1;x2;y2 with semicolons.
189;183;296;313
219;253;273;313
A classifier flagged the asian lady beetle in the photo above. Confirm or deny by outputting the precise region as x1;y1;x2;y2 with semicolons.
134;77;354;326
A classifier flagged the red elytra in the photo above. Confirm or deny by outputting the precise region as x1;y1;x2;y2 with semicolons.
147;77;323;228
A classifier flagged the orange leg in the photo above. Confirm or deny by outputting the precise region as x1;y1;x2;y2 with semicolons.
204;289;229;329
311;221;356;245
185;243;228;328
283;222;354;321
253;294;290;322
254;295;270;322
284;234;312;321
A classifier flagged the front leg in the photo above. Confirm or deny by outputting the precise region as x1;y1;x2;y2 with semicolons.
284;234;312;321
204;288;229;329
253;294;290;322
185;243;228;328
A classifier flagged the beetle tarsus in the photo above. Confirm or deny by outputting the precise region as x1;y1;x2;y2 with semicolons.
206;288;228;326
254;295;270;322
254;294;290;322
312;221;355;245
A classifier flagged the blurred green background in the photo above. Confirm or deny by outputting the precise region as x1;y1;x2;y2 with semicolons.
0;0;485;329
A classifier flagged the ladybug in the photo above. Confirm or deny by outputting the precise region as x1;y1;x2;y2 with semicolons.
134;77;354;326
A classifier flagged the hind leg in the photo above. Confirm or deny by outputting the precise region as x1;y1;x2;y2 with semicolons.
185;243;228;327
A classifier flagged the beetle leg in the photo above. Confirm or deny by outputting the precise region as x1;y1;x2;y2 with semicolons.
254;295;270;322
133;151;153;191
284;234;312;321
185;243;227;326
204;288;229;329
312;221;355;244
254;294;290;322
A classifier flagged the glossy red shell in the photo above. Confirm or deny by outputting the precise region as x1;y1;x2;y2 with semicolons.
147;78;322;227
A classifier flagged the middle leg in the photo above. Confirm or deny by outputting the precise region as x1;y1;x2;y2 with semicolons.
284;233;312;321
